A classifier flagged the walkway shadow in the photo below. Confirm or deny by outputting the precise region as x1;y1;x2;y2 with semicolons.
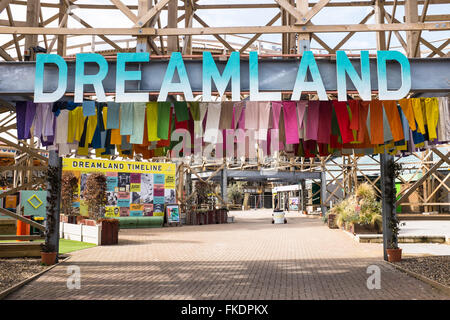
6;257;447;300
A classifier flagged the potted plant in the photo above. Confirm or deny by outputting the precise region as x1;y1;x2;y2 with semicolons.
40;243;57;266
386;213;402;262
386;162;402;262
41;166;59;266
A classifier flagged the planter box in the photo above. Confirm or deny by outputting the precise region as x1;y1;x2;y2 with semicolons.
350;223;381;235
216;209;228;224
100;220;119;245
79;218;97;226
327;213;338;229
206;210;215;224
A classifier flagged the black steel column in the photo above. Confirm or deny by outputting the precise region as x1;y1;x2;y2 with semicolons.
380;152;396;261
320;171;327;216
221;169;228;205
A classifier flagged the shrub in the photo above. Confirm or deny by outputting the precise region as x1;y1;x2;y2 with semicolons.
333;183;382;230
83;173;107;221
61;172;79;216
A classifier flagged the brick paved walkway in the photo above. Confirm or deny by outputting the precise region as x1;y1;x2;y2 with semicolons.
6;210;449;300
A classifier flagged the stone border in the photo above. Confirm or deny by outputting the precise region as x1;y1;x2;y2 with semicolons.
0;255;71;300
386;261;450;297
341;230;448;244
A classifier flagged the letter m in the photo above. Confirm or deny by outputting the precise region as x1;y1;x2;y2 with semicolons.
202;51;240;101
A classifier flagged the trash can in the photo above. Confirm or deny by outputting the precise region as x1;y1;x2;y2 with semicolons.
272;209;287;224
16;215;31;241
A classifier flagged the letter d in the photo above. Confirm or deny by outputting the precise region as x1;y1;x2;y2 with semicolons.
34;54;67;103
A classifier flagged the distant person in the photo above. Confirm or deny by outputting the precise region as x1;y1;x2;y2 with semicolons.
284;197;289;212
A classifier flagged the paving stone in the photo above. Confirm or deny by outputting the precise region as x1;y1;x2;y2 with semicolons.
6;210;449;300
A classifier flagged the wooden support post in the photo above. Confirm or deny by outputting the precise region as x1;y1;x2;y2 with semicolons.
405;0;420;57
24;0;40;61
46;151;62;260
375;0;386;50
183;0;194;55
57;0;67;56
381;152;396;261
137;0;152;53
167;0;178;53
296;0;310;54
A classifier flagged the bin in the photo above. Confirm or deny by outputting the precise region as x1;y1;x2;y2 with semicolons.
272;209;286;224
16;215;31;241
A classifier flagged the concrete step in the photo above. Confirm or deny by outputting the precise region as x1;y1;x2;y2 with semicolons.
354;234;449;244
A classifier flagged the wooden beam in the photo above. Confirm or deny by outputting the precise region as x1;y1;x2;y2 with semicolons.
167;0;178;53
301;0;331;25
136;0;151;53
413;0;431;57
8;0;450;9
0;137;48;162
405;0;420;57
0;45;14;60
396;151;450;205
239;13;281;53
333;10;374;52
0;235;44;241
375;0;386;50
109;0;138;23
1;13;59;50
193;14;235;52
0;22;448;36
384;11;408;51
0;0;12;14
134;0;171;27
24;0;40;61
48;12;68;53
275;0;304;22
0;166;47;172
57;0;67;56
311;33;333;53
421;14;450;21
5;6;23;61
432;148;450;166
0;207;45;231
386;0;398;49
427;38;450;57
69;12;123;51
420;37;446;57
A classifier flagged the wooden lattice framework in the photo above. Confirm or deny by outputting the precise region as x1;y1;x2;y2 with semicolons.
0;0;448;219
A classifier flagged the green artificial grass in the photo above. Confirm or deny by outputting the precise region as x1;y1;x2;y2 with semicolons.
58;239;96;254
0;239;96;254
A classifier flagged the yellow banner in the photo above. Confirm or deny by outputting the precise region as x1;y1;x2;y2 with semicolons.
63;158;176;175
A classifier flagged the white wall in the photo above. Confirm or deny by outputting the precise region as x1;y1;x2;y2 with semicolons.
59;222;101;245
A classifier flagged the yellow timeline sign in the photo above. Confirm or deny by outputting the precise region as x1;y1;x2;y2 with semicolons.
63;158;176;175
